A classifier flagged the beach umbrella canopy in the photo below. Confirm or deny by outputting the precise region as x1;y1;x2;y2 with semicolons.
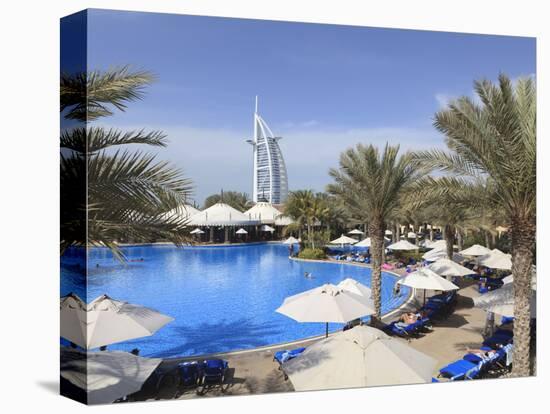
283;236;300;245
329;234;358;245
60;294;174;350
347;229;364;235
337;278;373;302
427;258;475;277
422;248;464;263
261;224;275;232
459;244;491;256
424;240;447;250
474;283;536;318
387;240;418;251
355;237;372;247
397;268;459;291
235;228;248;234
189;228;204;234
477;249;512;270
276;284;375;337
61;348;162;404
283;326;437;391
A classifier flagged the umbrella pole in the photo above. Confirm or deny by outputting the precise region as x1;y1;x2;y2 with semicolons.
325;322;329;338
423;290;426;306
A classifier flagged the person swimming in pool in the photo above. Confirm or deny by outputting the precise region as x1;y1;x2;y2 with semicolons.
304;272;314;279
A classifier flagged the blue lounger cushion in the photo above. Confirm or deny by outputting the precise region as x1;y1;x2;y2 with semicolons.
439;359;479;380
274;347;306;364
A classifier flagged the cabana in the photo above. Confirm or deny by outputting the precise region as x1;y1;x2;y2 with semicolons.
187;202;260;243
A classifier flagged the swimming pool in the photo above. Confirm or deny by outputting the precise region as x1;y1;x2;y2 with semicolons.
61;243;410;357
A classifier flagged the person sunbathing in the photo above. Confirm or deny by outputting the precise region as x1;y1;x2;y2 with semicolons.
465;348;497;361
399;312;417;324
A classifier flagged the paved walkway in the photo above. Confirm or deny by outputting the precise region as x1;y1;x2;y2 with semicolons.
129;279;489;402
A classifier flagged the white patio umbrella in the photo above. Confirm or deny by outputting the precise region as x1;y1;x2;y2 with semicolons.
276;284;375;337
283;326;437;391
235;228;248;234
397;268;459;303
355;237;372;247
474;282;536;318
336;278;373;304
347;229;364;235
261;224;275;232
422;248;464;263
427;258;475;277
61;347;162;405
60;294;174;350
189;228;205;235
387;240;418;251
329;234;358;245
424;240;447;250
283;236;300;245
459;244;491;256
477;249;512;270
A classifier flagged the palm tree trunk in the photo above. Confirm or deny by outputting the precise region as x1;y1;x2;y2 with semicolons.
484;231;491;249
444;224;454;259
510;217;535;377
368;218;384;326
429;225;434;241
394;223;400;243
457;230;463;251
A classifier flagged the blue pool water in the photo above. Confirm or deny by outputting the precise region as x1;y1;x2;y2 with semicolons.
61;243;409;357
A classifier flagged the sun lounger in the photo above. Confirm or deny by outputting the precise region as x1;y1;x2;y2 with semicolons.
382;263;394;270
273;347;306;366
439;359;483;380
197;359;228;394
177;361;203;387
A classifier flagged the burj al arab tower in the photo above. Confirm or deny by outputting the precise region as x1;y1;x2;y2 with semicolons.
246;97;288;204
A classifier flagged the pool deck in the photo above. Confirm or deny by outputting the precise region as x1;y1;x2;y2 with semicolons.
129;261;490;402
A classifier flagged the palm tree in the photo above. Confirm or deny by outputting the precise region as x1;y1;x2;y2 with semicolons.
203;191;251;211
60;67;193;260
284;190;329;249
328;144;417;323
415;74;536;376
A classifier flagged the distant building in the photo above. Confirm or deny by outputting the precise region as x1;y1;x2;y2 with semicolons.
246;97;288;204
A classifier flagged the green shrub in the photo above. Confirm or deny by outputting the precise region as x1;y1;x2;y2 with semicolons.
298;248;326;260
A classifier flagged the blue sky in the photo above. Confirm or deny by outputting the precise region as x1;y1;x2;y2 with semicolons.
78;9;535;205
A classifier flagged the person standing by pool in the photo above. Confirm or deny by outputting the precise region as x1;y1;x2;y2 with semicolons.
288;243;294;257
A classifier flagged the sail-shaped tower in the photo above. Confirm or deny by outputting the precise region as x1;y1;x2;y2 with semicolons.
246;97;288;204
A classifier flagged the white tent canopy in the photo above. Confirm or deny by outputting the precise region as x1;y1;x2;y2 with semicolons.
459;244;491;256
276;284;375;336
329;234;358;245
187;202;260;227
427;258;475;277
235;228;248;234
397;268;459;291
283;236;300;245
348;229;364;235
387;240;418;251
406;231;417;239
260;224;275;232
60;294;174;350
283;326;437;391
477;249;512;270
61;348;162;404
244;202;283;224
274;215;294;226
164;204;200;221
